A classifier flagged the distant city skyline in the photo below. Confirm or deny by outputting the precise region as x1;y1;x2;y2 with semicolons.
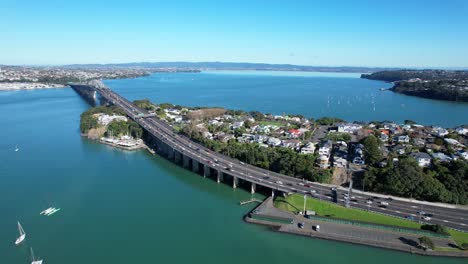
2;0;468;67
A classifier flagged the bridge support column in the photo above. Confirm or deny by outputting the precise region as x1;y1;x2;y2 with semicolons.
204;164;209;178
233;176;238;189
183;155;189;168
217;170;222;183
271;189;275;198
174;151;181;164
251;183;256;194
168;148;175;160
192;159;199;173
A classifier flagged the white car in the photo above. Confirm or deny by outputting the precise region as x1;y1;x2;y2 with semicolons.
366;200;373;204
276;181;283;185
423;216;432;221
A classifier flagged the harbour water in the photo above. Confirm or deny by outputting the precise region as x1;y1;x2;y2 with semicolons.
105;71;468;127
0;72;466;264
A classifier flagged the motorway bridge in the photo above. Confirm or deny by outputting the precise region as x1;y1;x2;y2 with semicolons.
70;81;468;232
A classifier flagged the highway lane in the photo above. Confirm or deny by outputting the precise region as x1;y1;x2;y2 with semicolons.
95;85;468;232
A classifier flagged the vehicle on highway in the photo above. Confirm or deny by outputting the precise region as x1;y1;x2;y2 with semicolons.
298;222;304;229
297;182;305;186
406;215;415;220
240;161;245;165
366;200;373;204
380;201;389;207
286;183;292;186
276;181;283;185
304;184;311;187
214;158;219;163
310;190;316;193
423;216;432;221
263;176;270;180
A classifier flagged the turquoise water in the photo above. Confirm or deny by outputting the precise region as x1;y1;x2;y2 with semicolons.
105;71;468;127
0;73;466;264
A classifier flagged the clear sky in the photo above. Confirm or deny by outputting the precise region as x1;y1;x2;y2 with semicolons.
1;0;468;67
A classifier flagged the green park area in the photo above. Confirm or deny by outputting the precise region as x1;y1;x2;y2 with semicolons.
258;120;285;127
274;194;468;248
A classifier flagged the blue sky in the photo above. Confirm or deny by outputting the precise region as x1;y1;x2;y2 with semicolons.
1;0;468;67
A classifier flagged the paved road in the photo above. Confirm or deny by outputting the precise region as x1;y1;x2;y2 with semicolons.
83;83;468;232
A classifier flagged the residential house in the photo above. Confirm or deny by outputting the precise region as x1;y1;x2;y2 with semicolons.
432;127;449;137
318;140;332;157
337;123;362;133
288;129;302;138
455;127;468;135
333;157;347;168
282;139;301;149
317;155;330;168
267;137;282;147
300;142;316;154
431;152;452;162
395;135;410;143
409;152;432;167
392;144;407;155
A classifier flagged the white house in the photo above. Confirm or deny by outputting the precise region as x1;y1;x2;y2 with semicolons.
301;142;316;154
455;127;468;135
337;123;362;133
409;152;432;167
395;135;410;143
318;144;331;157
317;155;330;168
267;137;282;147
96;114;128;126
432;127;449;137
333;157;347;168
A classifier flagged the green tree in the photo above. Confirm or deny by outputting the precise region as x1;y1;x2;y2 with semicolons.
418;236;435;250
361;135;382;165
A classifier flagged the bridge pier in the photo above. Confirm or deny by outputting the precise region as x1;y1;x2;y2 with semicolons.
204;164;209;178
168;148;175;160
183;155;190;168
174;151;181;164
251;183;256;194
217;170;223;183
192;159;199;173
233;176;238;189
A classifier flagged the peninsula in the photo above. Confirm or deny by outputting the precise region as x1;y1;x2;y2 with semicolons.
361;70;468;102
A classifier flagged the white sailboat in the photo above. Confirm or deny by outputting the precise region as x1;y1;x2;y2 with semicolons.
15;221;26;245
30;247;43;264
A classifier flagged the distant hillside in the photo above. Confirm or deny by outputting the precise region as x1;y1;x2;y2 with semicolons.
361;70;468;102
361;69;468;82
64;61;397;73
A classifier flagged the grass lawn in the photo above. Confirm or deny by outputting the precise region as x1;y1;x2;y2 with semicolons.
275;194;468;248
258;120;284;127
449;229;468;247
276;194;420;229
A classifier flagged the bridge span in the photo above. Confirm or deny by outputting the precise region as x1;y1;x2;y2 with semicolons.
70;81;468;232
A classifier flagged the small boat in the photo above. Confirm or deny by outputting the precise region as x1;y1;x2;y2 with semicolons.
15;221;26;245
30;247;43;264
15;145;19;152
40;207;54;215
45;208;61;216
